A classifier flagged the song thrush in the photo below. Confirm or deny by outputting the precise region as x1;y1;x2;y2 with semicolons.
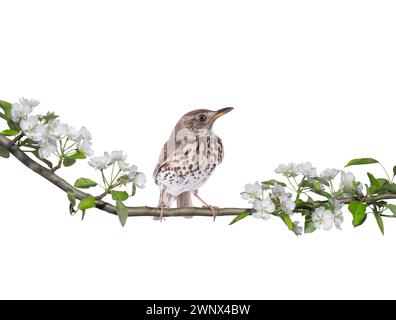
153;107;233;221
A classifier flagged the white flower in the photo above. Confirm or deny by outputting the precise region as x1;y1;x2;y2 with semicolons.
134;172;147;188
79;126;92;141
65;126;80;141
300;162;317;177
20;116;46;141
312;207;334;231
280;194;296;215
118;160;129;171
252;197;275;220
340;171;361;193
275;163;301;177
292;221;303;235
88;153;111;170
333;208;344;230
272;183;286;197
46;119;67;138
20;116;39;132
38;138;57;159
320;168;340;180
19;97;40;108
128;165;138;176
330;199;344;230
110;150;127;163
241;181;262;202
11;97;40;122
78;140;93;156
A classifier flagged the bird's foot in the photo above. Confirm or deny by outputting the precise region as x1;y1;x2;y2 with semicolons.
157;204;167;222
202;205;219;222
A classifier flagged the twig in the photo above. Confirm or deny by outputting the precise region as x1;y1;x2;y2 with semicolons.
1;134;396;218
12;132;24;144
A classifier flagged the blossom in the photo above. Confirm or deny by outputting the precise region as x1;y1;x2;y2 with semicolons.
65;126;80;141
79;126;92;141
292;221;303;235
19;97;40;108
38;138;57;159
300;162;317;177
118;160;129;171
340;171;362;193
128;165;138;176
110;150;127;162
312;207;334;231
280;194;296;215
241;181;262;202
46;119;67;138
78;140;93;156
320;168;340;180
88;153;111;170
330;199;344;230
252;197;275;220
275;163;301;177
20;116;46;141
272;183;285;197
134;172;147;188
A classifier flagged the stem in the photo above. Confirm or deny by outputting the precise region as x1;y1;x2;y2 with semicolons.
379;162;392;182
101;169;109;189
12;132;24;144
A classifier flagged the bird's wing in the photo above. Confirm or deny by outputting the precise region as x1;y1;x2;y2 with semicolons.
153;141;169;184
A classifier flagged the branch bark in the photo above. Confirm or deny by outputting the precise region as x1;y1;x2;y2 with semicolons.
1;134;396;219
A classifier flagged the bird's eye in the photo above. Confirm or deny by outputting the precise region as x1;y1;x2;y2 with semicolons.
197;114;207;122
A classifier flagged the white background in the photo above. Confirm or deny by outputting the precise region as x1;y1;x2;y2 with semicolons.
0;0;395;299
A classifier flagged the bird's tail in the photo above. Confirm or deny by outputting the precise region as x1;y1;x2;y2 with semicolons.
177;192;193;219
177;192;192;207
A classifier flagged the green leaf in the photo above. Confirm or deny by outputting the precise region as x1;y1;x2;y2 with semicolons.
78;195;95;211
295;199;313;209
348;201;367;227
43;112;59;122
7;121;20;131
313;177;330;187
393;166;396;177
67;191;77;215
229;211;251;225
345;158;379;167
281;213;293;230
63;157;76;167
32;150;53;169
116;200;128;227
112;190;129;201
67;151;86;160
383;183;396;193
304;215;316;234
74;178;97;189
367;172;382;195
67;190;76;206
0;100;12;119
131;183;137;196
261;179;287;187
367;172;379;187
0;146;10;158
387;204;396;216
0;129;19;136
373;211;384;235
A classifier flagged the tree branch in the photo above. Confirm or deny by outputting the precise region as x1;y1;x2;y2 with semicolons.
1;134;396;219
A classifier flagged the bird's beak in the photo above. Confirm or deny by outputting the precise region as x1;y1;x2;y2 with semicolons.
213;107;234;120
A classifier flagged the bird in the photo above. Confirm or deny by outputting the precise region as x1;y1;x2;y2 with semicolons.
153;107;233;221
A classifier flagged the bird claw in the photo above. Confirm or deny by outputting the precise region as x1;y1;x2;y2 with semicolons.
157;204;167;222
202;205;218;222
